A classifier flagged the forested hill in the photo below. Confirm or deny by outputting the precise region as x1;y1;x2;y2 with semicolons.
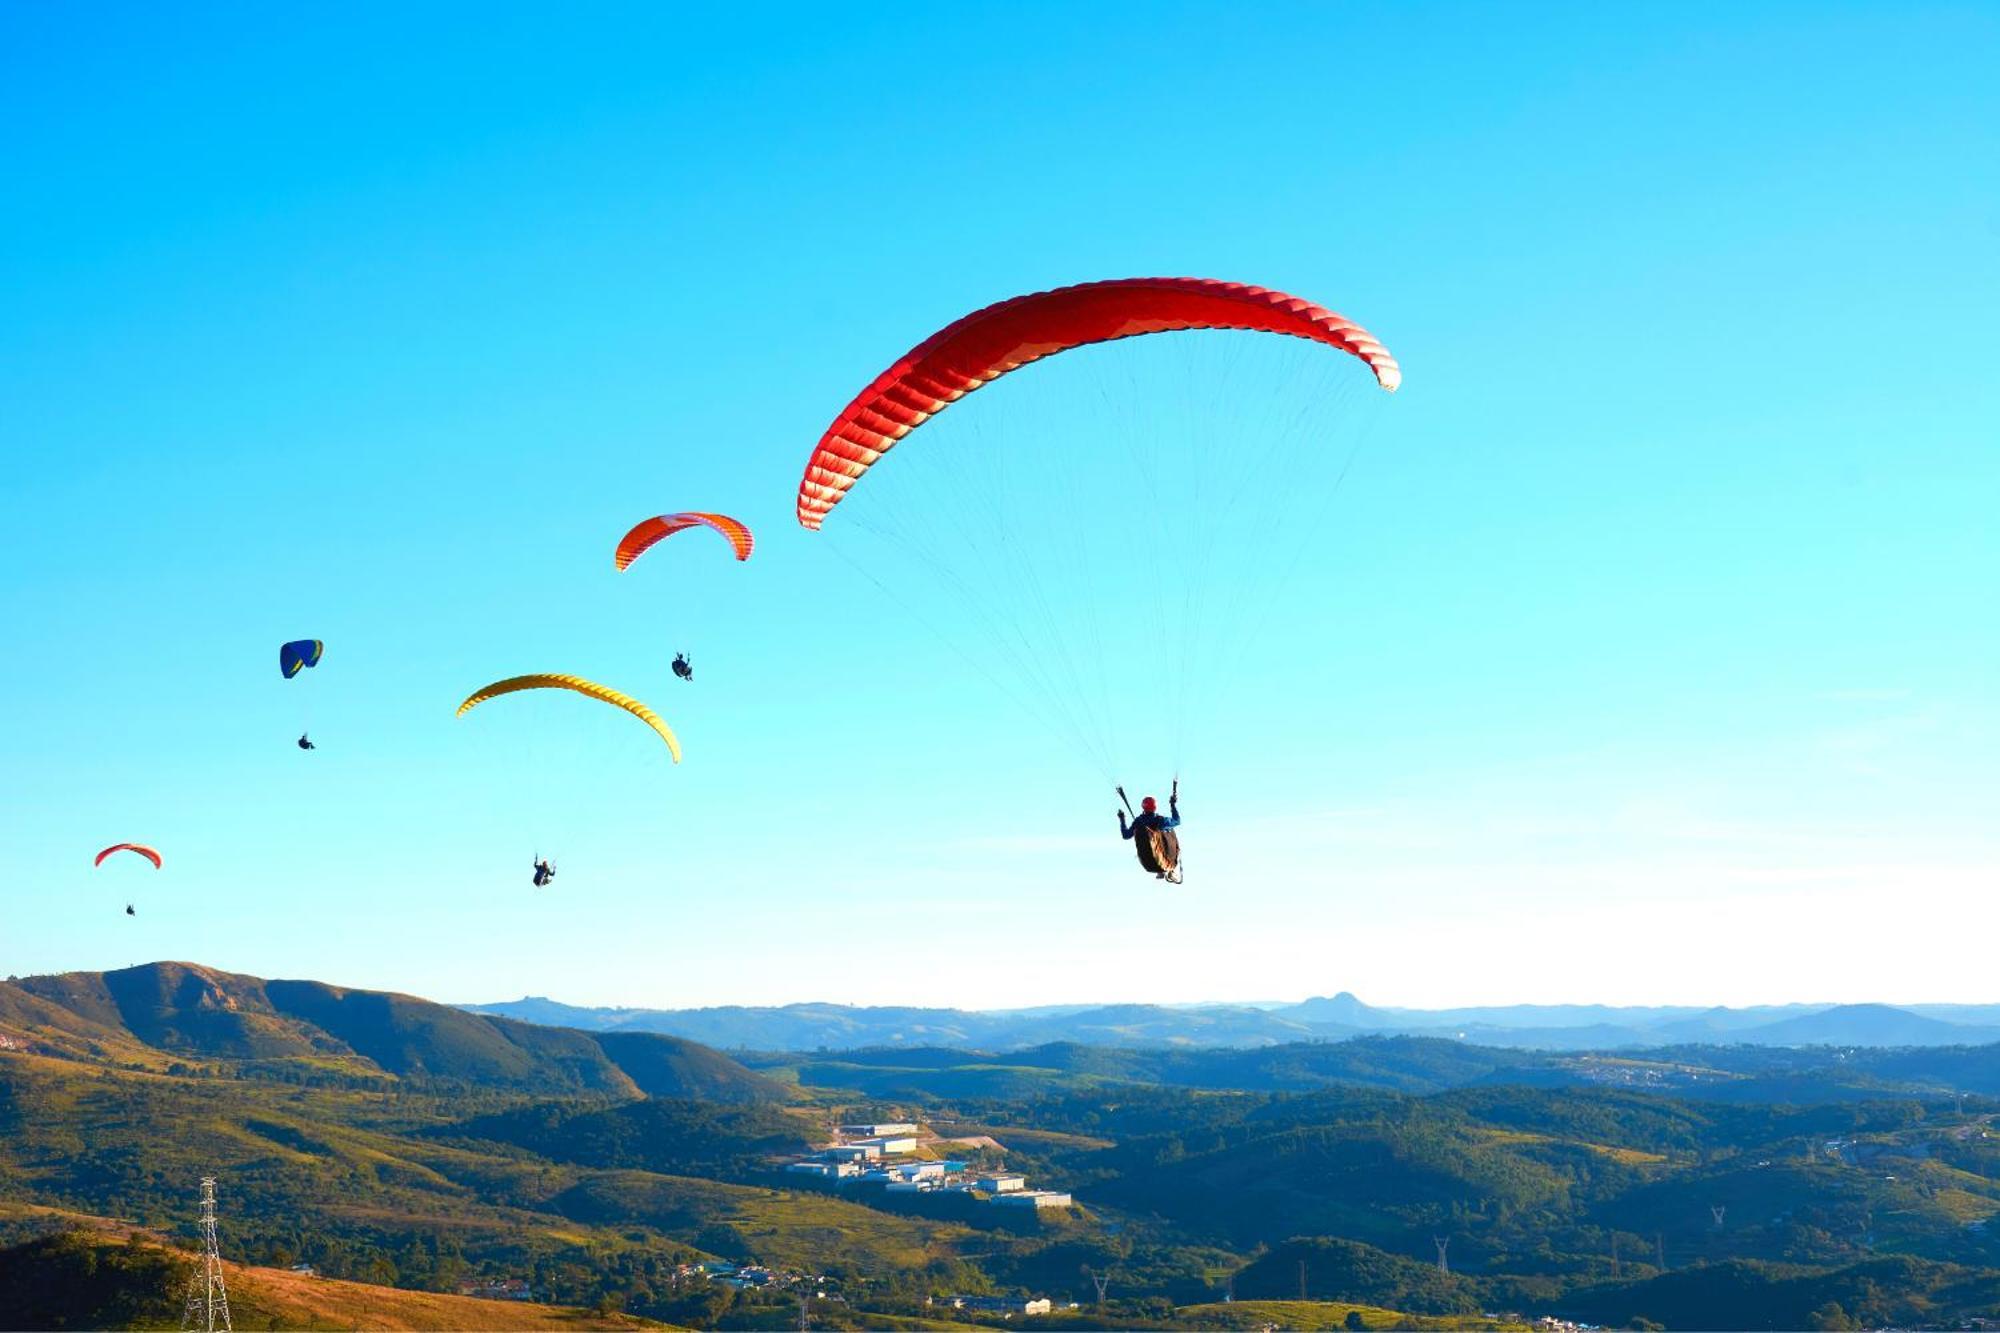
745;1036;2000;1104
0;961;784;1101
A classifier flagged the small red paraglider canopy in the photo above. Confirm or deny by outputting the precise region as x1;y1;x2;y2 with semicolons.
94;843;162;869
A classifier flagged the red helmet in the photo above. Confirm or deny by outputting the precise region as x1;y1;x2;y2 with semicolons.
1141;796;1158;812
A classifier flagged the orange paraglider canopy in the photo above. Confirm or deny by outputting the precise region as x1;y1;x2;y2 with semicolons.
796;277;1401;530
614;512;754;570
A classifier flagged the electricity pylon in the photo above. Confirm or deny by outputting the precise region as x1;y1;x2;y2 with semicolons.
181;1176;233;1332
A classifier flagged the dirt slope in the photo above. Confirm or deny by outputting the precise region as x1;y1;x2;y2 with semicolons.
222;1259;671;1330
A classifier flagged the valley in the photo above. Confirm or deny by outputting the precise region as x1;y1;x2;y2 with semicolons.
8;962;2000;1328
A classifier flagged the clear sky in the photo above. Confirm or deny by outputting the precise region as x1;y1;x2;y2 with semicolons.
4;3;1996;1012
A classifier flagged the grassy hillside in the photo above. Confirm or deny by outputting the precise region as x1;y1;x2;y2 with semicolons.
1173;1300;1527;1330
224;1254;671;1331
0;982;174;1069
0;1051;994;1317
3;963;784;1102
0;1229;668;1331
264;977;641;1090
548;1170;976;1276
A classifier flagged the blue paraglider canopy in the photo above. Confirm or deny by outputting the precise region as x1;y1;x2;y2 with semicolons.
280;640;324;678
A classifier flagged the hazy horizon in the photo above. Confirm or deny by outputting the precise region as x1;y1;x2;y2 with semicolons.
26;957;1997;1020
454;988;2000;1016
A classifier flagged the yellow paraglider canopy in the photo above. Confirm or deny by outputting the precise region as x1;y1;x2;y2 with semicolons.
455;674;682;763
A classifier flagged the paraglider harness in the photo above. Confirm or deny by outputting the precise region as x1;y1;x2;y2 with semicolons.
672;653;693;682
532;857;556;888
297;734;315;750
1119;780;1182;884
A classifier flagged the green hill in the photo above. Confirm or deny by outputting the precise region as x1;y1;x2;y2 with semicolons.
1175;1299;1525;1330
1082;1094;1608;1250
1233;1237;1482;1315
448;1097;814;1178
4;962;784;1102
594;1031;789;1103
1560;1255;2000;1331
759;1036;1552;1101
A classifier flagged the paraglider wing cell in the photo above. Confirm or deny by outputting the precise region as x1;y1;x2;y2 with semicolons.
455;673;682;763
795;276;1402;530
614;513;754;570
95;843;162;869
280;640;324;678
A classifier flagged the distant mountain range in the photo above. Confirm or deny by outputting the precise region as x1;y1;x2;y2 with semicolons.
462;992;2000;1053
10;962;1997;1106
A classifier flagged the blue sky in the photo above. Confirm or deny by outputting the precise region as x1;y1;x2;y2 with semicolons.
4;3;1996;1010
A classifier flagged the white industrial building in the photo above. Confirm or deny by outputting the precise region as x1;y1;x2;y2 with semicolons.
855;1135;919;1154
990;1190;1074;1209
825;1143;881;1162
780;1119;1074;1211
870;1161;944;1181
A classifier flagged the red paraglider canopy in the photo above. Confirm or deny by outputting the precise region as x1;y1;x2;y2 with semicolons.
94;843;162;869
796;277;1401;529
614;512;754;570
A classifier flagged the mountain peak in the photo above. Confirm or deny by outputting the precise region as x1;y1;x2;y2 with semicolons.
1280;992;1384;1027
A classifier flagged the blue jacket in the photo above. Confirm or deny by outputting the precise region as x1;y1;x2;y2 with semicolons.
1122;807;1180;839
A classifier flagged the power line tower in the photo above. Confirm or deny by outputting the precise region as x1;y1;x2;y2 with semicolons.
1091;1270;1111;1308
181;1177;233;1333
1433;1235;1450;1275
